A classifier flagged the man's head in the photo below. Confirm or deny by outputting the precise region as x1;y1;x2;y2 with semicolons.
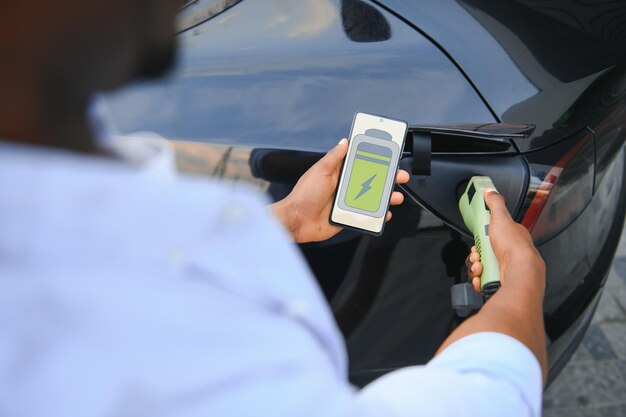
0;0;179;150
1;0;178;93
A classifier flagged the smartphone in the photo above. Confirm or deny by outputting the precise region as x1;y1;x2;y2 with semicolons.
330;112;408;236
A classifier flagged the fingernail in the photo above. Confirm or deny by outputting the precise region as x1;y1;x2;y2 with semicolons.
484;187;498;194
338;138;348;145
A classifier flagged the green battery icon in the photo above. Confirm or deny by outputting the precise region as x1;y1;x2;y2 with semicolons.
345;142;392;212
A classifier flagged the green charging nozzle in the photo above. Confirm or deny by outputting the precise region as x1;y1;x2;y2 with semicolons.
451;176;501;317
459;176;500;295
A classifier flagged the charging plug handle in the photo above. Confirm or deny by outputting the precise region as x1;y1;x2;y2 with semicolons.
451;282;483;317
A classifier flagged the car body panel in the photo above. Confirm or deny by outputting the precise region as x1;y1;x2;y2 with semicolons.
102;0;626;386
105;0;494;153
375;0;626;152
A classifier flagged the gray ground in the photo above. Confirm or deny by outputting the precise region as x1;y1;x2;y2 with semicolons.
543;226;626;417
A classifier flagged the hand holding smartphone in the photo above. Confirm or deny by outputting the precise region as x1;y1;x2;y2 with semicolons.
330;112;408;235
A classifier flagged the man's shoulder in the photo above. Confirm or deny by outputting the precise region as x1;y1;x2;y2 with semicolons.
0;139;308;320
0;138;269;214
0;140;280;266
0;141;349;408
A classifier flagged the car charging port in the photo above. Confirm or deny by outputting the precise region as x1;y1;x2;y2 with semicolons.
400;130;431;176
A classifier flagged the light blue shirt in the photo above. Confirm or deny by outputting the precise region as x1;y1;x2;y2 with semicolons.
0;140;542;417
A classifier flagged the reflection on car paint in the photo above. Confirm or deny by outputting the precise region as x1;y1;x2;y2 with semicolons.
103;0;494;152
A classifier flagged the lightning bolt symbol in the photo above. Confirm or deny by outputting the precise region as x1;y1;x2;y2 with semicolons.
354;174;377;200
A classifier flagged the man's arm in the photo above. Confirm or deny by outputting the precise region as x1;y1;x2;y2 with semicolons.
356;189;546;417
437;189;548;383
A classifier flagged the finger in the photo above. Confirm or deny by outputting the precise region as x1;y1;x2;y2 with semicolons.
318;138;349;174
385;211;392;222
395;169;410;184
389;191;404;206
472;277;481;293
469;261;483;279
466;247;480;271
484;188;512;221
465;254;473;271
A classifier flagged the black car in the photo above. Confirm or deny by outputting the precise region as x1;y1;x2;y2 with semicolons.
103;0;626;385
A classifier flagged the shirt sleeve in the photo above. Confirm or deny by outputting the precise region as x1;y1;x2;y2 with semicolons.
356;332;542;417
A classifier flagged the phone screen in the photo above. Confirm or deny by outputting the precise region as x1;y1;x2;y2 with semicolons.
345;142;392;211
331;112;408;235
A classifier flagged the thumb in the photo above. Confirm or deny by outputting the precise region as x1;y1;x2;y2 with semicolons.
484;188;512;221
318;138;348;173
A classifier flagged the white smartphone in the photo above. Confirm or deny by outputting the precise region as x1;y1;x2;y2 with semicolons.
330;112;408;236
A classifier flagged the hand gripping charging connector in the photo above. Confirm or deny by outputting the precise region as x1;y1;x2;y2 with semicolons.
451;176;501;317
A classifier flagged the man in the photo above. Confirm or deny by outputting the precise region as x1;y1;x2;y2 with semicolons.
0;1;547;416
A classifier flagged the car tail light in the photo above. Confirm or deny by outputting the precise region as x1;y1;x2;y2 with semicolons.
521;131;595;243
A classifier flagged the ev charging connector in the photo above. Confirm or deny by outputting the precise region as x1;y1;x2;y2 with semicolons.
451;176;501;317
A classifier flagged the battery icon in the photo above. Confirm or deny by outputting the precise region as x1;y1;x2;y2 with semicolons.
345;142;393;212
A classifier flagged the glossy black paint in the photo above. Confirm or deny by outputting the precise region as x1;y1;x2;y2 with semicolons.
105;0;494;152
519;64;626;376
541;147;625;382
376;0;626;152
103;0;626;386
